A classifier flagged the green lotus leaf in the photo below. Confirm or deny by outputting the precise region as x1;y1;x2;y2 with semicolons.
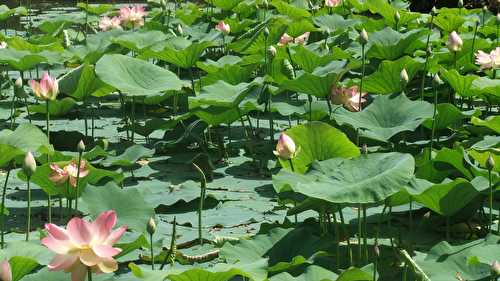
290;45;336;73
273;152;415;204
100;144;154;167
422;103;480;130
363;56;423;94
366;27;426;60
440;69;479;98
76;2;113;15
471;116;500;134
142;40;213;69
0;49;47;71
190;80;259;108
0;5;27;21
28;97;76;117
433;13;465;33
333;93;433;142
276;121;360;174
471;76;500;97
0;124;52;167
313;14;360;34
58;63;113;100
271;0;311;19
112;30;169;51
95;54;185;96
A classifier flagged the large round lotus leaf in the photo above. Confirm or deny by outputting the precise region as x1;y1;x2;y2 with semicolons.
366;27;425;60
332;93;434;142
95;54;185;96
0;124;51;167
277;121;360;174
273;152;415;204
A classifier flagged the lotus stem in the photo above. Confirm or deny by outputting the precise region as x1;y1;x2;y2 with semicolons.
150;232;154;270
26;177;31;241
193;163;207;245
131;97;136;142
446;216;450;240
419;19;434;100
87;266;92;281
75;155;83;214
489;168;493;234
46;100;50;142
333;211;340;271
357;204;362;266
24;97;31;124
363;205;368;263
9;90;16;130
430;80;438;159
1;166;11;249
160;216;177;269
359;43;366;110
339;207;352;266
471;21;479;63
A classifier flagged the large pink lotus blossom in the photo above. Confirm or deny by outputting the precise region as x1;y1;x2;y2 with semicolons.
29;72;59;101
325;0;342;7
0;260;11;281
331;85;367;112
119;5;147;28
475;47;500;70
273;133;297;160
99;16;122;31
0;42;7;49
42;210;127;281
215;21;230;34
278;32;310;46
49;160;89;188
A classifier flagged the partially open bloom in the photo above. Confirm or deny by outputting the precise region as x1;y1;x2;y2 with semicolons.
278;33;294;46
215;21;230;34
49;160;89;188
42;210;127;281
273;133;297;160
0;42;7;49
325;0;342;7
475;47;500;70
294;32;310;45
120;5;147;28
0;260;11;281
447;31;463;52
278;32;310;46
29;72;59;101
331;85;367;112
99;16;122;31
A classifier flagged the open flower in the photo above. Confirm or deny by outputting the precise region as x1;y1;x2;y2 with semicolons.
273;133;297;160
49;160;89;188
99;16;122;31
475;47;500;70
447;31;463;52
0;260;11;281
331;85;367;112
215;21;230;34
29;72;59;101
42;210;127;281
278;32;310;46
325;0;342;7
120;5;147;28
0;42;7;49
278;33;294;46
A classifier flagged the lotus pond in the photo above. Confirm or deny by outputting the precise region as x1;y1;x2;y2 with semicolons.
0;0;499;281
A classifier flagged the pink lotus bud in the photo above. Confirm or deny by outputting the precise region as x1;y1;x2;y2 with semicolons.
273;133;297;160
325;0;342;7
447;31;463;52
15;77;22;88
0;260;11;281
23;151;37;178
29;72;59;101
278;33;293;46
215;21;230;34
492;260;500;276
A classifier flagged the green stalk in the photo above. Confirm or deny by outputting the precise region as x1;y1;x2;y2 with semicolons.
193;163;207;245
339;207;352;266
1;167;11;249
289;159;297;223
470;21;479;63
429;80;438;159
46;100;50;143
357;204;362;266
131;97;136;142
420;15;434;100
489;168;493;234
26;177;31;241
87;267;92;281
363;205;368;263
359;44;366;110
150;232;155;270
75;152;83;214
9;91;16;130
333;211;340;271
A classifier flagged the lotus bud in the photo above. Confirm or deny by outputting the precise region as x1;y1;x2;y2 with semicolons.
215;21;230;34
447;31;463;52
273;133;296;160
400;68;409;84
486;154;495;170
362;144;368;155
497;13;500;24
431;6;437;16
426;46;433;56
263;27;270;38
15;77;22;88
359;29;368;45
77;140;85;153
374;243;380;257
147;217;157;235
23;151;37;178
267;45;277;58
483;6;488;13
492;261;500;276
458;0;463;8
262;0;269;9
176;24;183;35
433;73;443;85
394;11;401;23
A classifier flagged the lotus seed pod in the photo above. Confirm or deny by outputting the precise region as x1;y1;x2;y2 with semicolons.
147;217;157;235
15;77;23;88
458;0;463;8
433;73;443;84
431;6;438;16
23;151;37;178
263;27;270;38
77;140;85;153
359;29;368;45
394;11;400;23
267;45;277;58
400;69;409;84
486;154;495;170
492;261;500;276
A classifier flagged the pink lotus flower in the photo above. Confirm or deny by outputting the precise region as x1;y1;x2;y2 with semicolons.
29;72;59;101
99;16;122;31
0;42;7;49
447;31;463;52
120;5;147;28
215;21;230;34
273;133;297;160
331;85;367;112
278;32;310;46
42;210;127;281
475;47;500;70
0;260;11;281
325;0;342;7
49;160;89;188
